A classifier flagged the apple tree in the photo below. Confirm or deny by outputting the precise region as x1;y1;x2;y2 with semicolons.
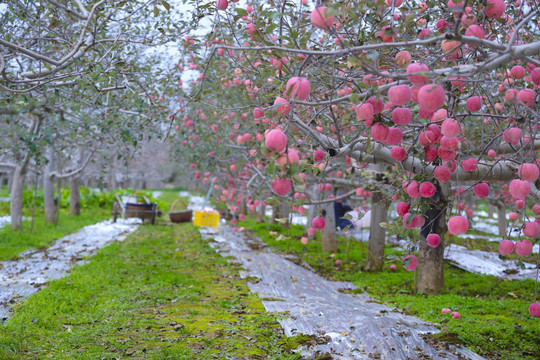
167;0;539;314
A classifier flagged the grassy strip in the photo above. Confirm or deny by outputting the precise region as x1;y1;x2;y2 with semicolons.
239;217;540;360
0;221;299;359
149;188;186;206
0;187;183;262
0;208;110;262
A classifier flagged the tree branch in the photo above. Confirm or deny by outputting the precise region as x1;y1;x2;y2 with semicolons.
49;149;96;180
46;0;86;19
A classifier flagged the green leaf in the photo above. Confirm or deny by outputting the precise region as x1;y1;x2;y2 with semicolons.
290;162;299;175
160;0;171;11
350;93;360;103
267;161;276;175
260;142;270;155
266;197;280;206
153;6;159;17
406;213;414;225
294;197;306;205
235;8;248;16
324;7;338;17
365;135;372;154
266;23;277;33
366;51;379;61
348;56;363;67
267;11;282;19
402;257;411;267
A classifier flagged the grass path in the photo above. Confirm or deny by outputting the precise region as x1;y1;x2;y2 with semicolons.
0;221;297;359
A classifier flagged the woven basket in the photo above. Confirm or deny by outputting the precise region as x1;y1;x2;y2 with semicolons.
169;199;192;223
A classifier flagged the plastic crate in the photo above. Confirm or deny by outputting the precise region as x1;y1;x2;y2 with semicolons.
193;210;220;227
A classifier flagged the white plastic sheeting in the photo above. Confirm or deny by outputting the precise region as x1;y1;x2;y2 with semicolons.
201;225;485;360
0;218;140;321
0;215;10;228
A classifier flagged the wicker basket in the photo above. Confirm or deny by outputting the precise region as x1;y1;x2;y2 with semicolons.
169;199;192;223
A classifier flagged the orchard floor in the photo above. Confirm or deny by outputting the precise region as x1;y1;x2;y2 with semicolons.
0;190;537;359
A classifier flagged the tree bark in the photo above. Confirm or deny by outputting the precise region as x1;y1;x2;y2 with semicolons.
10;116;41;230
69;177;81;215
43;148;56;224
239;197;247;215
257;200;265;222
365;190;390;271
10;165;27;231
108;171;117;191
271;202;289;226
417;182;449;295
321;202;338;252
68;149;85;216
7;169;14;193
497;202;507;237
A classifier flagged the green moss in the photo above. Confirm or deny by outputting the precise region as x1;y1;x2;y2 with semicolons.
279;333;313;350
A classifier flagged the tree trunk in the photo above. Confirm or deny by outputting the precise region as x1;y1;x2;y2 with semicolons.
239;198;247;215
36;174;42;190
55;179;62;224
108;171;117;191
365;190;390;271
271;202;289;226
321;202;338;252
69;149;85;216
488;203;494;218
7;169;14;193
257;200;265;222
497;202;507;237
43;148;56;224
417;182;449;295
10;165;27;231
70;177;81;215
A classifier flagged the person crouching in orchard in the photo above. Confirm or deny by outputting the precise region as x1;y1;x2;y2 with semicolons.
334;199;354;231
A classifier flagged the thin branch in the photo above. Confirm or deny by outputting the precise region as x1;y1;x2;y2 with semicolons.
49;149;96;180
74;0;90;17
46;0;86;19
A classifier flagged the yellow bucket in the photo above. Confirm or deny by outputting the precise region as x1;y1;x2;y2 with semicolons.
193;210;220;227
